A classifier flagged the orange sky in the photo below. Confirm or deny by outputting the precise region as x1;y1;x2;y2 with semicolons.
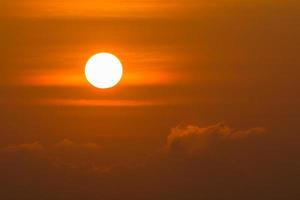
0;0;299;199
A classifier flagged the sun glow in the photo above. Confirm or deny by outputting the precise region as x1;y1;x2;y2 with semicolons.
85;53;123;89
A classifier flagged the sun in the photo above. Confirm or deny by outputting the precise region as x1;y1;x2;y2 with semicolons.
85;53;123;89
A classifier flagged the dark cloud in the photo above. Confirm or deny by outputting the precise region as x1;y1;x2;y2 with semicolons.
2;139;100;153
54;138;101;151
0;125;299;200
3;141;44;152
166;122;266;156
1;139;102;172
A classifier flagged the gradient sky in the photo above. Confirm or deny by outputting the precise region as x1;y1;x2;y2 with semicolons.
0;0;299;199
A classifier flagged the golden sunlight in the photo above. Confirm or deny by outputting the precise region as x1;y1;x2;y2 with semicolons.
85;53;123;89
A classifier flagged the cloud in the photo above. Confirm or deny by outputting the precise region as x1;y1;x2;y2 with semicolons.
54;139;101;151
2;139;101;153
0;125;298;200
166;122;266;156
1;139;102;172
3;142;44;152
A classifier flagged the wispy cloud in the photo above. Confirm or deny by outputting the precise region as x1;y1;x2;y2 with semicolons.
1;0;185;19
36;98;165;107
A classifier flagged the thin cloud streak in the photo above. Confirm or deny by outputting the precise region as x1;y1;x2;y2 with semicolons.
19;70;180;87
37;98;165;107
0;0;185;19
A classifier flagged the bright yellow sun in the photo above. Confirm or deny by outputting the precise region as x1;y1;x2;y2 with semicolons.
85;53;123;89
